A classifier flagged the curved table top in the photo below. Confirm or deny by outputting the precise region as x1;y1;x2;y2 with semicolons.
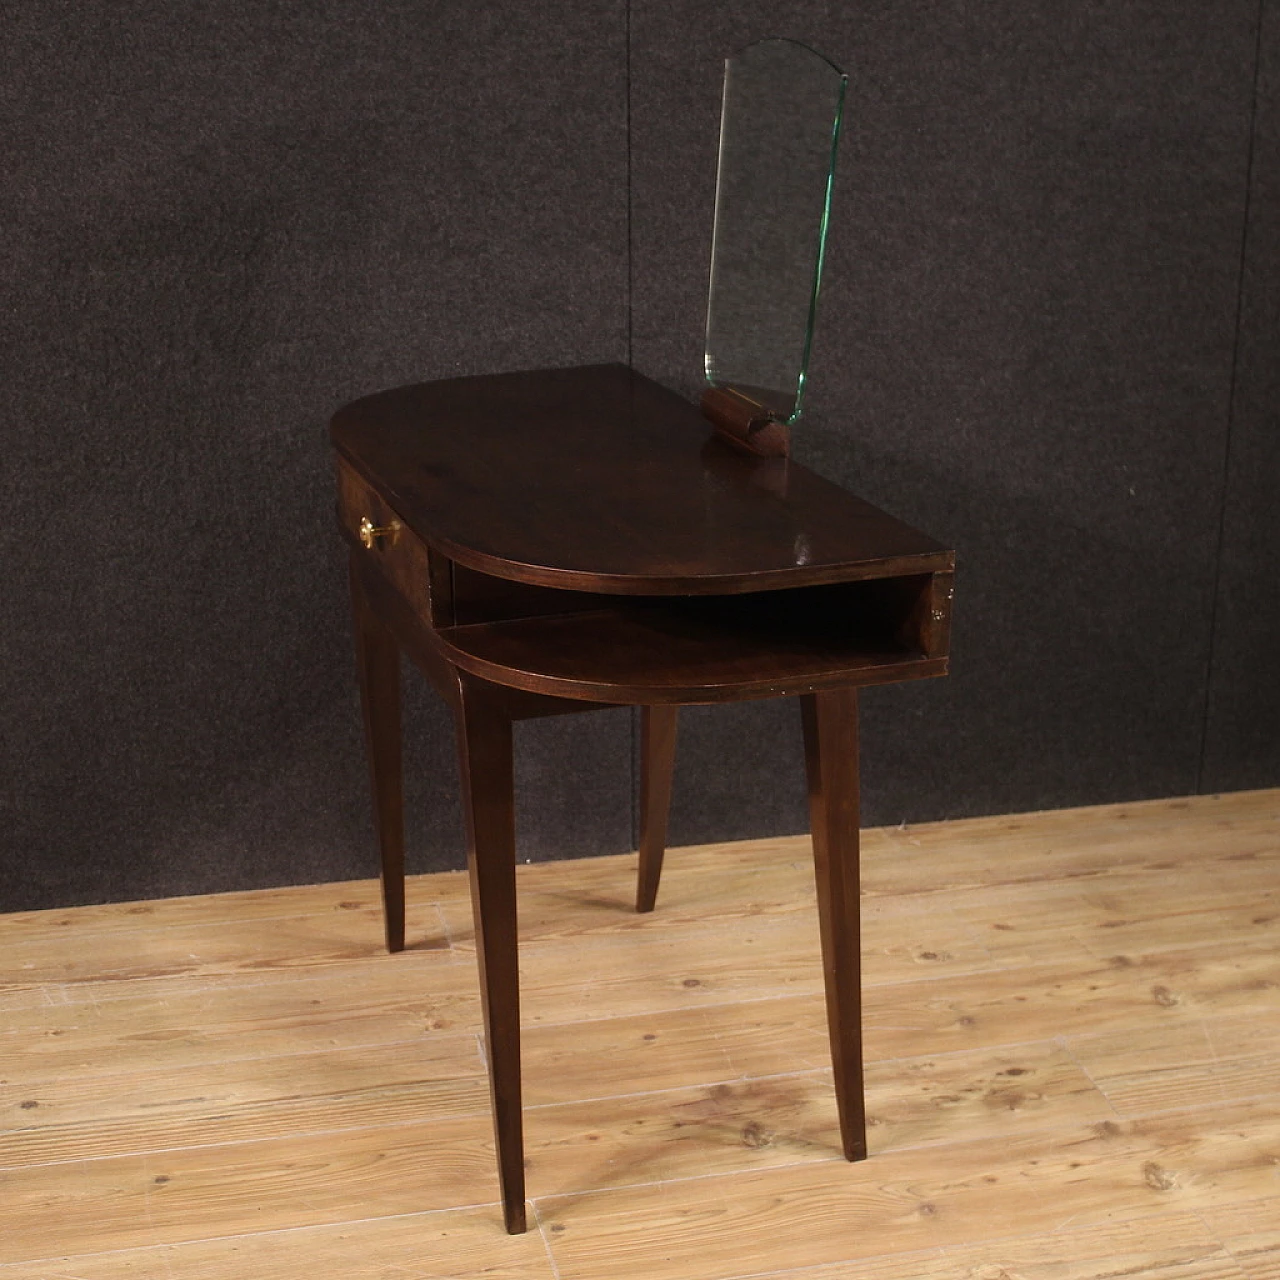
331;363;952;596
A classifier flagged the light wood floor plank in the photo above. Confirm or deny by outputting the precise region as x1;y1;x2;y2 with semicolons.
0;904;452;994
0;873;470;945
940;880;1280;967
863;1040;1114;1148
0;1113;503;1261
0;955;480;1084
521;998;831;1103
1;1035;488;1167
1069;1021;1280;1117
0;1207;553;1279
942;1214;1253;1280
753;1213;1245;1280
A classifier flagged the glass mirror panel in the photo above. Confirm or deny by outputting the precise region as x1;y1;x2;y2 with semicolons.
704;39;846;424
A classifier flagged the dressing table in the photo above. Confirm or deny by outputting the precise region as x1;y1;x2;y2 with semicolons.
331;360;954;1232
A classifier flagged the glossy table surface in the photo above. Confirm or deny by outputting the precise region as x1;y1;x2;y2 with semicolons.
331;363;952;596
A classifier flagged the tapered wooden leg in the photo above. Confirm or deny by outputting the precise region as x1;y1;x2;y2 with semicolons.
635;705;679;913
455;675;526;1234
350;555;406;955
800;688;867;1162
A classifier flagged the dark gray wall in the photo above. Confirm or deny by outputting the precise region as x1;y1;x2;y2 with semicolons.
3;2;1274;912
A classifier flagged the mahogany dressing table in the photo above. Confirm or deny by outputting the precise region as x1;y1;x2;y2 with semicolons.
331;361;954;1232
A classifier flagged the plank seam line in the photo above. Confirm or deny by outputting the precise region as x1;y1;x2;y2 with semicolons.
1195;1198;1280;1271
436;899;459;951
1057;1035;1125;1123
531;1196;565;1280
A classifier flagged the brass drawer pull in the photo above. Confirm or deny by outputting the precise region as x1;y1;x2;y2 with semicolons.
359;515;401;549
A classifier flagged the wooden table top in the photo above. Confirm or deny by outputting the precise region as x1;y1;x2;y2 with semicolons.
331;363;952;596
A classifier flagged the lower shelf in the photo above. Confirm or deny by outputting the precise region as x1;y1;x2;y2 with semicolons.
436;586;948;703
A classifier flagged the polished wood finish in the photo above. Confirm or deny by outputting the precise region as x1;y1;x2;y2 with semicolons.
435;588;946;704
801;688;866;1161
635;705;679;913
332;363;954;1232
349;550;615;724
331;363;952;596
338;457;442;625
454;674;525;1234
3;791;1278;1275
700;384;791;457
350;558;407;954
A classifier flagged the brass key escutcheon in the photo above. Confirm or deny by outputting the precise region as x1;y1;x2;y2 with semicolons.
359;515;401;549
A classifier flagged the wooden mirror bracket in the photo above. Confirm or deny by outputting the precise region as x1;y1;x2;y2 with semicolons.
701;385;791;458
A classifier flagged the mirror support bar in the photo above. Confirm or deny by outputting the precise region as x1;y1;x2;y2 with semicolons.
701;385;791;458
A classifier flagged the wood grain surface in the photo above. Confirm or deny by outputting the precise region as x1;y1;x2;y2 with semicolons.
2;789;1277;1278
330;363;953;596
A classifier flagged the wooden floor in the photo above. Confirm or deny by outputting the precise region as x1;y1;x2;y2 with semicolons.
2;791;1279;1279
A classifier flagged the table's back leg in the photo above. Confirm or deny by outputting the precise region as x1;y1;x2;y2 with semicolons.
800;688;868;1162
455;673;527;1234
349;554;406;954
635;705;679;913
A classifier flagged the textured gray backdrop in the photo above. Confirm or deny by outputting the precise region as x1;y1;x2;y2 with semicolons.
3;1;1275;911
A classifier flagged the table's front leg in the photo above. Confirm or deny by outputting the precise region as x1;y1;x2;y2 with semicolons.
349;554;406;954
454;672;526;1234
800;687;868;1162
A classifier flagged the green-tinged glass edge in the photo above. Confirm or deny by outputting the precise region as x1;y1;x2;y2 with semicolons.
703;38;849;427
787;62;847;425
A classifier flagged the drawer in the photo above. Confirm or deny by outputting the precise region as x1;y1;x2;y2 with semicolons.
336;457;447;623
